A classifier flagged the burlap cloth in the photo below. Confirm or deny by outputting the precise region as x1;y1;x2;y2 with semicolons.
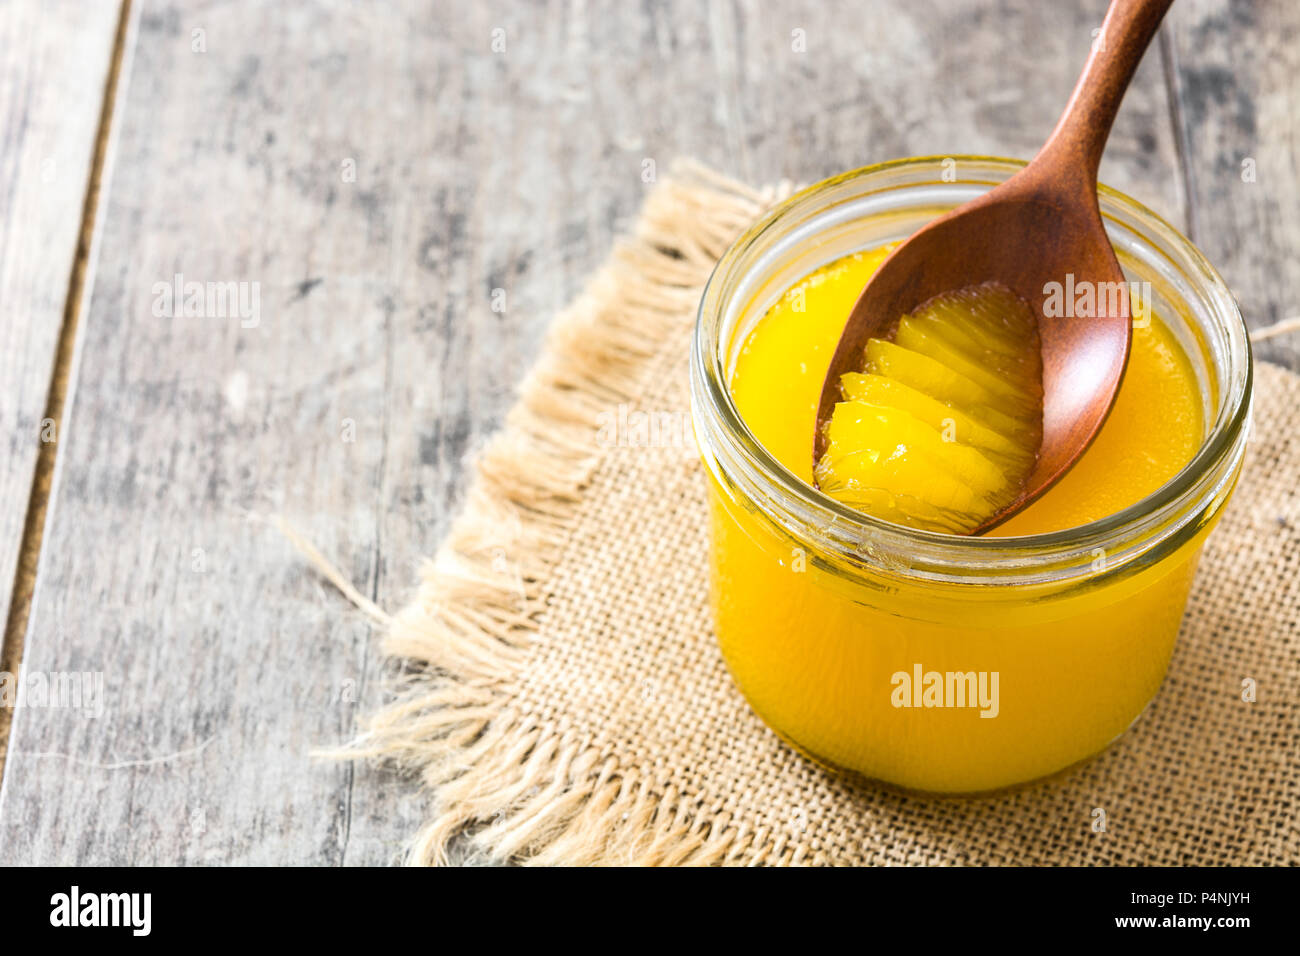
355;163;1299;866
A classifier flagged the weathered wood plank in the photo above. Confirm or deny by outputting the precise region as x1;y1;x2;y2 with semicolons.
0;0;1188;864
1164;0;1300;371
0;1;125;759
0;0;428;865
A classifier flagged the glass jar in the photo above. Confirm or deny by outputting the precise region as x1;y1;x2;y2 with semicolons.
690;157;1252;794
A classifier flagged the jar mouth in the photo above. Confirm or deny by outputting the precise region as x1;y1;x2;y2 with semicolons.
691;156;1253;584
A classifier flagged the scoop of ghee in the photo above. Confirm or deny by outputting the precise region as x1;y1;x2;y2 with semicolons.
814;281;1043;534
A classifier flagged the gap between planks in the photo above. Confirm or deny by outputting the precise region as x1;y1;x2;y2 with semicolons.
1157;25;1197;244
0;0;135;786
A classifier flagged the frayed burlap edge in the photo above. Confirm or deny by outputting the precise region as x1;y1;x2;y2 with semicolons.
343;162;798;866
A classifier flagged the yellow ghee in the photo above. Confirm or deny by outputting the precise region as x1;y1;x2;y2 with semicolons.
711;246;1214;792
730;248;1204;534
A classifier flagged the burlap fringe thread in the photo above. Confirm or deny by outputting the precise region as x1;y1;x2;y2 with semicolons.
334;162;795;865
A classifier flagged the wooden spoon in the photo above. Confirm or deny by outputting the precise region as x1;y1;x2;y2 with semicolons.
814;0;1173;534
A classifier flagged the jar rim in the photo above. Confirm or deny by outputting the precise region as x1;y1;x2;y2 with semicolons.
691;155;1253;583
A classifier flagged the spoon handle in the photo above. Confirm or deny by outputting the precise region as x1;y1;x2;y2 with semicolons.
1038;0;1174;185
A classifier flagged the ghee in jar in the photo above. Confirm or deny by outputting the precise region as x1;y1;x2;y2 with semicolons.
731;248;1204;536
711;245;1212;792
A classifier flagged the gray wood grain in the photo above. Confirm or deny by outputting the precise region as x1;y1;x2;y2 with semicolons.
1164;0;1300;370
0;0;123;705
0;0;1212;864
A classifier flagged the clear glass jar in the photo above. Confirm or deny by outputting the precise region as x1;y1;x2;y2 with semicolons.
690;157;1252;794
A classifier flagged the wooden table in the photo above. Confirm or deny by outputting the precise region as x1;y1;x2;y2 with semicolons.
0;0;1294;865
